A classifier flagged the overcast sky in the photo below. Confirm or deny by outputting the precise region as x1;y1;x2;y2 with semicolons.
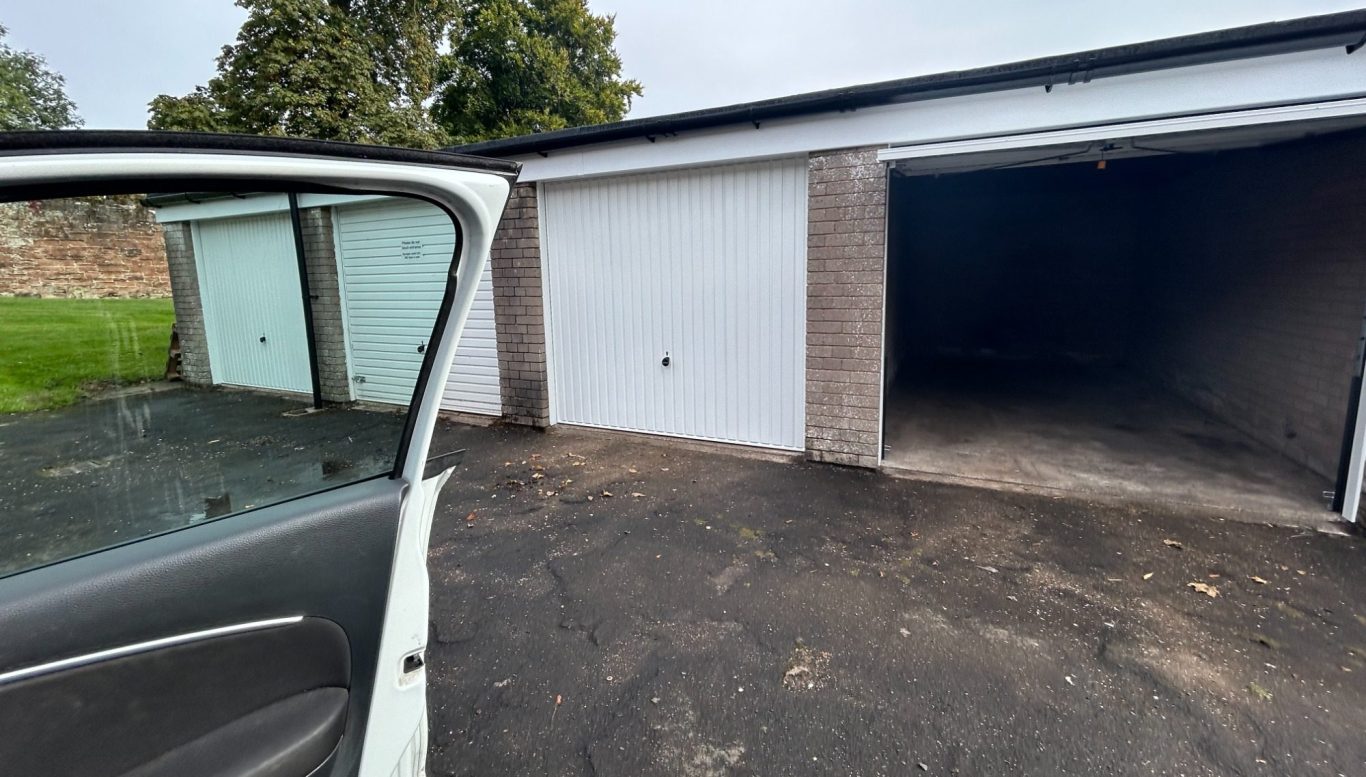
5;0;1363;130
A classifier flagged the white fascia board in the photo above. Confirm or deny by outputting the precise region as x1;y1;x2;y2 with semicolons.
153;193;289;223
513;47;1366;182
154;192;394;223
878;96;1366;161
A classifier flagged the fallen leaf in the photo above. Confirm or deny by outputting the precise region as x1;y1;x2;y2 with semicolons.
1247;682;1272;701
628;468;638;474
977;565;999;574
1250;576;1268;585
630;492;645;498
1142;572;1154;580
1064;675;1076;686
1207;573;1221;579
465;511;477;523
531;472;544;480
1188;581;1219;598
1163;539;1184;550
601;490;614;498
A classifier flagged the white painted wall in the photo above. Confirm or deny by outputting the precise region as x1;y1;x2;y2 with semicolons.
541;158;807;450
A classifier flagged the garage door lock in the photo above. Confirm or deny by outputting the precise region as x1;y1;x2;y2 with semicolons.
661;353;671;367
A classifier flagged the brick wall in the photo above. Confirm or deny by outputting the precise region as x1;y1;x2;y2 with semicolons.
0;196;170;298
298;207;351;403
806;147;888;467
162;222;212;385
1142;132;1366;479
491;183;551;426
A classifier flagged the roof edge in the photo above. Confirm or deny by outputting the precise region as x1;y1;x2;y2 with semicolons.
0;130;521;178
451;8;1366;158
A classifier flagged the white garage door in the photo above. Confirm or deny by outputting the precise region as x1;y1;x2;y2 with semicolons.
541;159;807;450
194;212;312;394
334;198;501;414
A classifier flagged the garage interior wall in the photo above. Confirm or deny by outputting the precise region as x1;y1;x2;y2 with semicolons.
887;129;1366;482
1141;131;1366;478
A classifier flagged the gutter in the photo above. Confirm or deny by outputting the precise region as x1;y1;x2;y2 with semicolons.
451;9;1366;158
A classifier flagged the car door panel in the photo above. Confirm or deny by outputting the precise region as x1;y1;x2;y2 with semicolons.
0;479;403;776
2;619;350;777
0;133;515;777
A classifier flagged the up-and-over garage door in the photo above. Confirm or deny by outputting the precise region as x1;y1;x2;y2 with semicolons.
195;212;313;394
541;158;807;450
333;198;501;415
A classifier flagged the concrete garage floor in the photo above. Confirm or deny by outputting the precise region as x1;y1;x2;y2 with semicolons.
0;385;406;576
425;422;1365;777
882;363;1333;526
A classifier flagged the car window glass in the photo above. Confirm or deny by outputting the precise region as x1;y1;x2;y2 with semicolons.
0;191;459;577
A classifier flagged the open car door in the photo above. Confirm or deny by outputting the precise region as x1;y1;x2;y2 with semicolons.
0;132;515;777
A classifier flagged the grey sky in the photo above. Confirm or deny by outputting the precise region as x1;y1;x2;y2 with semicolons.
5;1;1363;130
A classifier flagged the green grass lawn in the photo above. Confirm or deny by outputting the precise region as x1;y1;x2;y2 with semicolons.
0;297;176;413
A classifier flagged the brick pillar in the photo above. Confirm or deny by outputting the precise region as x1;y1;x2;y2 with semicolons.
491;183;551;427
297;207;351;403
805;147;888;468
162;222;212;386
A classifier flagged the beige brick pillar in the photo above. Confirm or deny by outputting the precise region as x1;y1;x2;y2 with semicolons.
297;207;351;403
162;222;213;386
491;183;551;426
805;147;888;467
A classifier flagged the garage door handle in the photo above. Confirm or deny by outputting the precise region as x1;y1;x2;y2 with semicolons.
661;354;671;367
417;342;426;354
259;335;267;344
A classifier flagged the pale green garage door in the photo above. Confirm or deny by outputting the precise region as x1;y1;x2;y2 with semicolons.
333;198;502;414
194;211;312;394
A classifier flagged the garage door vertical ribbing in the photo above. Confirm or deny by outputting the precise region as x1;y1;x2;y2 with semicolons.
542;159;807;450
334;199;502;414
194;212;313;394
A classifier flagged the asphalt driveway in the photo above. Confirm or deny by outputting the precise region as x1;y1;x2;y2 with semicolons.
0;385;405;575
425;423;1366;777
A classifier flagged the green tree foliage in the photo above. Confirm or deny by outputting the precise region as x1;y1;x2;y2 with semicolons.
434;0;641;144
0;24;81;131
148;0;451;147
147;0;639;147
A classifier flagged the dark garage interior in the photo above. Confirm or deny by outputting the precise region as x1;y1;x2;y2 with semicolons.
882;128;1366;520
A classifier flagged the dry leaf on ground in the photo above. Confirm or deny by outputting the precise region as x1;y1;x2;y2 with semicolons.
1188;581;1219;598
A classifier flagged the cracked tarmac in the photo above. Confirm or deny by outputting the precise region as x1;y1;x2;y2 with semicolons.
426;421;1366;777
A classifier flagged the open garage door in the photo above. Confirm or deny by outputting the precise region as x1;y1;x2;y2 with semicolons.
880;115;1366;524
333;198;501;415
541;159;807;450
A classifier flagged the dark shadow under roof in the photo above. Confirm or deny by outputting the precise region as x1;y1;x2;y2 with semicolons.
450;8;1366;158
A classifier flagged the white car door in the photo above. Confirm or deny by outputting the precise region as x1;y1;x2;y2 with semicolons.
0;131;513;777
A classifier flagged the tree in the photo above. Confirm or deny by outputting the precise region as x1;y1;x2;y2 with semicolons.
148;0;640;147
0;24;81;130
433;0;641;144
148;0;452;147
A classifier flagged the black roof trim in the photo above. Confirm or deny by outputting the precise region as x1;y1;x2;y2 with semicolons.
0;130;520;178
451;9;1366;158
